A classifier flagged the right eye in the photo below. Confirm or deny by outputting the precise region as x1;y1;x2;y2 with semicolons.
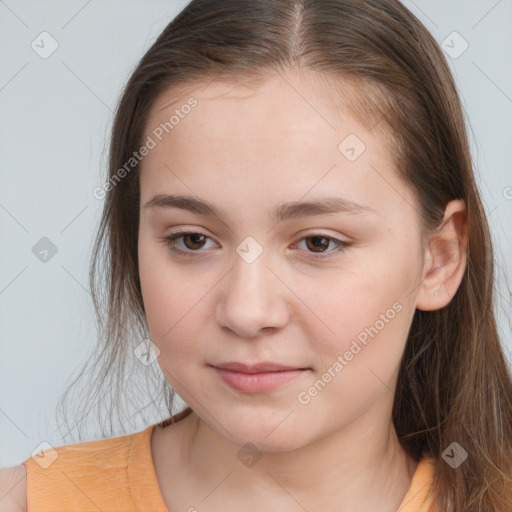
159;231;217;257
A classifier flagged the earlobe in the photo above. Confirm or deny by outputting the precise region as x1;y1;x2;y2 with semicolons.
415;199;468;312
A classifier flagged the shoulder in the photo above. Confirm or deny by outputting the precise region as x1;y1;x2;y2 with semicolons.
20;427;154;511
23;429;141;476
0;464;27;512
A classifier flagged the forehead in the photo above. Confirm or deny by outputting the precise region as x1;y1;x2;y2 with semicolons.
145;71;378;140
142;73;388;168
138;71;417;222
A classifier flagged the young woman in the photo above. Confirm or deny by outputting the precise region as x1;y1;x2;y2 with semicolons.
2;0;511;511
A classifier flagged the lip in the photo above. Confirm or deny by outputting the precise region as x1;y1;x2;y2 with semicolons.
210;362;310;393
213;361;307;373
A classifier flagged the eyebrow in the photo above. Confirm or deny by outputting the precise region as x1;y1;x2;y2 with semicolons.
143;194;377;223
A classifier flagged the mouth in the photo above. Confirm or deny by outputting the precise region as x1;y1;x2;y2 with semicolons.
209;361;310;393
212;361;309;373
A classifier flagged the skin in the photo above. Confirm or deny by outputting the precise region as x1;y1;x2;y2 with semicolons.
137;70;468;512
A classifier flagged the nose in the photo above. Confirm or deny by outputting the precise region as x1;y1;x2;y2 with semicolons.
216;249;290;338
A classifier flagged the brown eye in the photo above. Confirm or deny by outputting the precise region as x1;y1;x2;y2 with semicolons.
295;233;351;260
181;233;207;250
304;236;331;253
160;231;215;257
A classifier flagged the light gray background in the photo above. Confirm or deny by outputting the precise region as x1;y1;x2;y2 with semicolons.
1;0;511;468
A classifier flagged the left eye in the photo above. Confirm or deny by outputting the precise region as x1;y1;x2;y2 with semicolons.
159;232;350;259
294;235;350;258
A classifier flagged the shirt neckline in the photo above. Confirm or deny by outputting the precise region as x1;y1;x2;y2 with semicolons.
396;456;437;511
128;421;171;512
128;416;436;512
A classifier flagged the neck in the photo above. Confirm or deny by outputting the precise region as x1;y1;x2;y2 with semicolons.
176;401;418;511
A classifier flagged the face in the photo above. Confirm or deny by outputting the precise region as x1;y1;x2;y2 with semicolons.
137;71;427;452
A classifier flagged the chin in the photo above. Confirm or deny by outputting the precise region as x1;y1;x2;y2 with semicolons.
216;414;308;453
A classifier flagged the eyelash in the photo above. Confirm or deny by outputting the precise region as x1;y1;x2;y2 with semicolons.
158;231;351;260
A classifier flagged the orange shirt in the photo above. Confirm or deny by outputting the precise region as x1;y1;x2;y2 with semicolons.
22;414;440;512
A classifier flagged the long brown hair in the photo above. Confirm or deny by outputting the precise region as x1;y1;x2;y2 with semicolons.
56;0;512;509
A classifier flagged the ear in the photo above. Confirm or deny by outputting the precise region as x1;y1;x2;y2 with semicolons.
415;199;468;311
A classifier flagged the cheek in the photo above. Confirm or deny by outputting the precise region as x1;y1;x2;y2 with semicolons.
139;241;190;338
138;240;216;369
296;264;397;337
300;258;413;378
298;294;411;423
